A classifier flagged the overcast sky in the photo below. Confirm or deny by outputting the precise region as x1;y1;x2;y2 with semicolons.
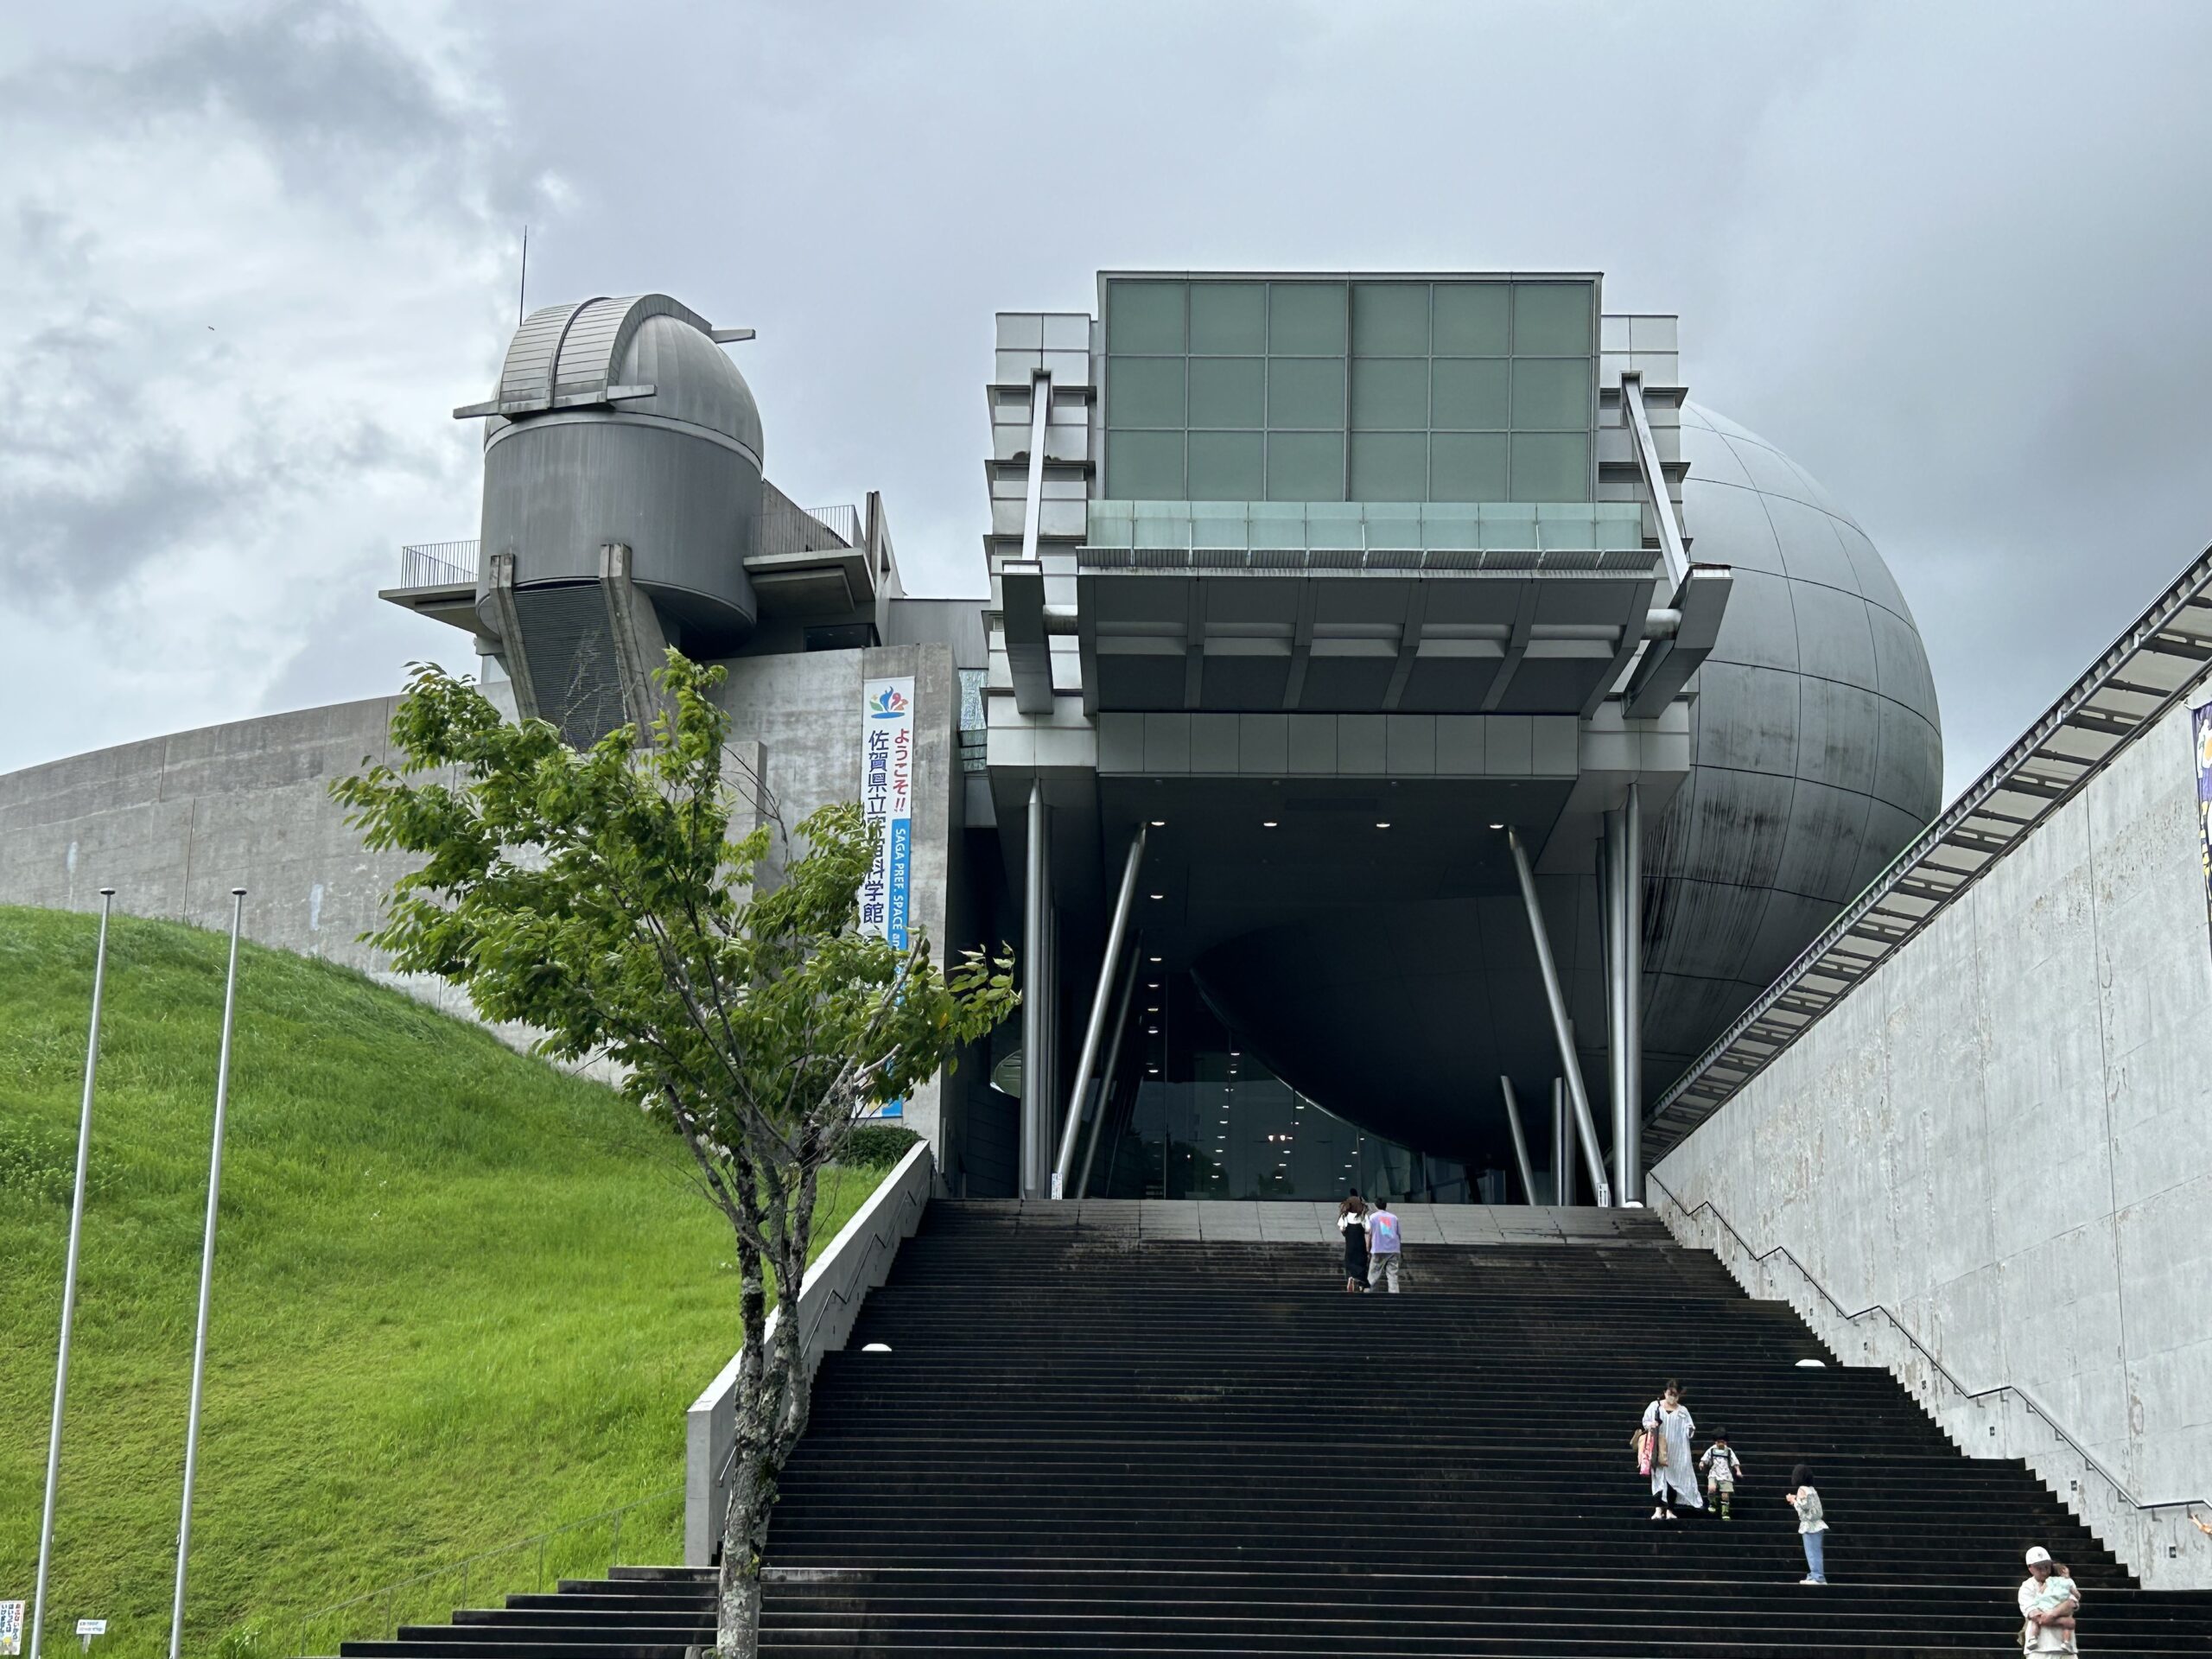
2;0;2208;797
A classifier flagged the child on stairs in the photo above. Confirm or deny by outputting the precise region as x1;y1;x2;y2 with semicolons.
1698;1429;1744;1519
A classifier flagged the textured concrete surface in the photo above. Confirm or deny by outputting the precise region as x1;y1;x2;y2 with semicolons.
0;645;966;1155
1652;680;2212;1586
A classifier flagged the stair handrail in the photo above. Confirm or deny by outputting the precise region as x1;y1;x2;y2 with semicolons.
1646;1173;2211;1522
285;1484;682;1656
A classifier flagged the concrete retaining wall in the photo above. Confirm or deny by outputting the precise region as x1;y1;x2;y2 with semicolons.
1651;683;2212;1586
683;1141;934;1565
0;642;965;1154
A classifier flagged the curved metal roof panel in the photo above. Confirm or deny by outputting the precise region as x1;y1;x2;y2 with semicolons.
467;293;720;419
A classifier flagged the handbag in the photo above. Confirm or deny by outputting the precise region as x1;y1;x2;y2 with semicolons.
1631;1425;1654;1475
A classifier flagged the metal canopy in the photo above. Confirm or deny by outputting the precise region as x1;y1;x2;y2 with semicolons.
1076;550;1663;717
1647;540;2212;1160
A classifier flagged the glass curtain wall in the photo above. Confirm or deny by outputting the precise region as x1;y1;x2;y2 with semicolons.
1102;276;1598;506
1092;968;1478;1202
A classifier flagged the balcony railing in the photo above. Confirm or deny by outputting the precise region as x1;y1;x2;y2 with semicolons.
759;501;862;556
392;503;864;594
397;541;478;590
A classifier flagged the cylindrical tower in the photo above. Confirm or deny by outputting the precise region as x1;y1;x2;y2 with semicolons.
461;295;764;742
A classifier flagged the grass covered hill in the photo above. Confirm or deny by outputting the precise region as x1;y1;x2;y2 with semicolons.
0;906;896;1659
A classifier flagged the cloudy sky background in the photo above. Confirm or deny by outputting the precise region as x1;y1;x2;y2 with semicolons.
2;0;2208;795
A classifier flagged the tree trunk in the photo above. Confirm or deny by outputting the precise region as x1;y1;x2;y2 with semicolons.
716;1223;773;1659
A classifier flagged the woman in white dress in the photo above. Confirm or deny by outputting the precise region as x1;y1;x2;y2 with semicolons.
1642;1380;1703;1520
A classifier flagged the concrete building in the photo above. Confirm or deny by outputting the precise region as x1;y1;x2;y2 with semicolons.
2;271;1944;1207
8;265;2211;1578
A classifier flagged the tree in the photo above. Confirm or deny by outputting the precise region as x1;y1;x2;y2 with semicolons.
332;652;1016;1658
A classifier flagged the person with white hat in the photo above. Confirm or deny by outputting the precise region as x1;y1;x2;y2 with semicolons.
2018;1546;2081;1653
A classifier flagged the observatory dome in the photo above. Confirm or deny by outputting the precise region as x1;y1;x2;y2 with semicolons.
475;295;766;657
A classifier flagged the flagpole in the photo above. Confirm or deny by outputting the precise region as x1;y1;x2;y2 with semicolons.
168;888;247;1659
30;889;117;1659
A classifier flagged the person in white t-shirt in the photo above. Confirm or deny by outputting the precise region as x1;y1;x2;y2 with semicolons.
1363;1198;1402;1294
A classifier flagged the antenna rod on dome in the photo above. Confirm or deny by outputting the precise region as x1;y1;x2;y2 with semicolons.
517;226;529;324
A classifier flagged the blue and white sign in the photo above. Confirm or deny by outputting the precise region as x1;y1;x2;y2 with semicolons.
860;676;916;1119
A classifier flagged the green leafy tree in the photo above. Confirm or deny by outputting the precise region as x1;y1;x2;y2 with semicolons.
332;652;1016;1657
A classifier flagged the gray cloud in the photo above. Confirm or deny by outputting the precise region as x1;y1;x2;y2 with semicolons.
4;0;2211;802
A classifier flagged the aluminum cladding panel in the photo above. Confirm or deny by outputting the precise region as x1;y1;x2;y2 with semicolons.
1639;403;1943;1087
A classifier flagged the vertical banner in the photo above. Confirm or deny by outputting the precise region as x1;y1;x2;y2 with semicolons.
2194;700;2212;929
861;677;915;1119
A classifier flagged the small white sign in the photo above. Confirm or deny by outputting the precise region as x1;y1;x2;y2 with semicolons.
1;1599;25;1657
74;1622;105;1638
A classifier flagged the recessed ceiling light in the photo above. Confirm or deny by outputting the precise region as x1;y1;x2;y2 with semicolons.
1148;955;1162;963
1375;821;1390;830
1148;1065;1160;1073
1149;893;1164;900
1262;820;1278;829
1489;822;1504;830
1147;1026;1160;1034
1147;981;1160;989
1149;819;1166;827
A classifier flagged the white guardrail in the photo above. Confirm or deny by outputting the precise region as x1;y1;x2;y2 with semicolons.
683;1141;935;1566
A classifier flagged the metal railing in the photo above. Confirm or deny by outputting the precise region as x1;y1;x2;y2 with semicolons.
1077;544;1657;574
285;1486;683;1656
396;541;479;590
1647;1173;2210;1527
758;502;861;556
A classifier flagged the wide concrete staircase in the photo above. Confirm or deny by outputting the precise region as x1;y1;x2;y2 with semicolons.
336;1199;2212;1656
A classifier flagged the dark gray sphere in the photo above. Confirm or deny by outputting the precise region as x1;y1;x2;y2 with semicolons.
1195;404;1942;1162
1640;404;1944;1080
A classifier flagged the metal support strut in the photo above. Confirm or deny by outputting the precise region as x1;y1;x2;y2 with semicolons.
1497;1076;1539;1205
1077;950;1140;1198
1505;828;1614;1207
1604;785;1644;1204
1552;1078;1575;1206
1054;826;1147;1195
1020;783;1052;1198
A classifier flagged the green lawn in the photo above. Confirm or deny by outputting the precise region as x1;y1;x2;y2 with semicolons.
0;906;897;1659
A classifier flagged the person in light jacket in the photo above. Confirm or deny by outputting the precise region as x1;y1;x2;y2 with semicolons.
1785;1464;1828;1584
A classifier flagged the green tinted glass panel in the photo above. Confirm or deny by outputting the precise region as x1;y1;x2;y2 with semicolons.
1107;280;1185;353
1431;358;1510;429
1433;283;1510;354
1513;283;1593;353
1187;432;1266;500
1510;432;1592;500
1109;357;1185;427
1267;358;1344;428
1351;283;1427;354
1349;432;1427;501
1350;359;1427;429
1510;358;1590;429
1266;432;1344;501
1188;358;1264;428
1268;283;1346;354
1109;430;1185;499
1190;283;1265;353
1430;433;1509;502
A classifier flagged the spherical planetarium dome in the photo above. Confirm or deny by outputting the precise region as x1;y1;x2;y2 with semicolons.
1638;403;1943;1079
1194;404;1943;1163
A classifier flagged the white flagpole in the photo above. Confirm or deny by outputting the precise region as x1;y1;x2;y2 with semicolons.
168;888;246;1659
30;889;117;1659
